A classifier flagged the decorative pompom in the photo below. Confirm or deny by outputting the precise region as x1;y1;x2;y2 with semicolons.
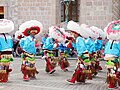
15;31;23;40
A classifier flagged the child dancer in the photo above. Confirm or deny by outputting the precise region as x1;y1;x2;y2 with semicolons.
19;20;43;81
42;37;56;74
104;20;120;89
58;42;70;71
0;19;14;82
66;21;89;84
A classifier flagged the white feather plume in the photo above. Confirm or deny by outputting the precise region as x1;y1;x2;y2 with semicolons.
0;19;14;33
80;24;95;39
90;26;106;40
49;26;65;42
19;20;43;34
67;20;80;34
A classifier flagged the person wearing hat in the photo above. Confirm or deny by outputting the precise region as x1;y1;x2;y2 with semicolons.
0;19;14;82
104;40;120;78
19;20;43;81
58;42;70;72
66;21;88;84
57;33;72;72
42;26;67;73
42;36;56;74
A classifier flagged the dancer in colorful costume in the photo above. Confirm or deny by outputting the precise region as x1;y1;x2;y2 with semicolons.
42;37;57;74
66;21;90;83
47;26;69;72
19;20;43;81
91;26;105;59
58;42;70;71
104;20;120;89
90;26;105;71
42;26;61;74
80;24;98;78
0;19;14;82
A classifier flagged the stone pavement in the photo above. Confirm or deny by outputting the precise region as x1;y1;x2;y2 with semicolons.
0;57;119;90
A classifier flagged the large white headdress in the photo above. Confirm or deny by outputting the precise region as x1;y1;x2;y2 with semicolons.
19;20;43;36
0;19;14;33
49;26;66;42
104;20;120;41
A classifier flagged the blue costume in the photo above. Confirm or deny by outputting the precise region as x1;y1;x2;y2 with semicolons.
42;37;54;50
104;40;120;57
0;34;13;51
72;42;76;50
85;38;95;54
95;39;103;51
0;34;13;82
19;36;36;54
42;37;47;46
76;36;87;57
58;43;66;52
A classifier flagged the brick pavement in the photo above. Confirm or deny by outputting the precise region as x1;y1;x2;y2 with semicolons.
0;57;119;90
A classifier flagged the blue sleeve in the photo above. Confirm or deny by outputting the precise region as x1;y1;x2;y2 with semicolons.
117;42;120;57
42;38;54;50
89;40;95;53
72;42;76;49
42;37;46;44
76;38;87;56
19;38;24;49
104;41;109;55
0;42;2;51
86;38;95;54
95;39;102;50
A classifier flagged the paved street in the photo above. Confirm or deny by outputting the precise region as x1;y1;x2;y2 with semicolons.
0;57;117;90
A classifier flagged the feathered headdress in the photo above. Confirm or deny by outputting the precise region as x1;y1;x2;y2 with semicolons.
19;20;43;36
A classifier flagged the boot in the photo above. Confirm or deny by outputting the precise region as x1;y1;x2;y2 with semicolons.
23;69;29;81
23;74;29;81
47;61;54;73
49;69;56;74
108;83;116;89
61;59;65;71
67;72;77;84
0;73;8;83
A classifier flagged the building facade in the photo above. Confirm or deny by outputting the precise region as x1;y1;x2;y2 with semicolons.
0;0;120;35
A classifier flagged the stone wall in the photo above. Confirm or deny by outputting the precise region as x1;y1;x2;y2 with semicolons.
3;0;120;34
80;0;113;29
0;0;4;5
17;0;59;34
